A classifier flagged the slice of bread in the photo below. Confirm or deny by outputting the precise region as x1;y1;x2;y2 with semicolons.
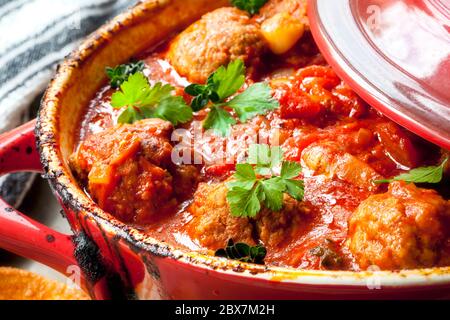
0;267;89;300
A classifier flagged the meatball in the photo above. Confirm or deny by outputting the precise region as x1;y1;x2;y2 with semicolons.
301;142;382;191
70;119;199;223
71;119;174;175
186;182;255;249
347;181;450;270
167;7;266;83
171;165;201;199
256;195;308;247
186;180;308;250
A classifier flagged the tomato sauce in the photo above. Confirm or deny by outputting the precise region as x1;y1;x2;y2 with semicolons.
72;35;445;271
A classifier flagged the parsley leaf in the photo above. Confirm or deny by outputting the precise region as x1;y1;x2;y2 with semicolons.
203;106;237;136
280;161;303;179
231;0;268;15
280;161;305;200
112;74;170;109
215;239;267;264
184;59;245;110
152;95;194;125
248;144;283;175
106;60;145;88
111;73;193;125
184;59;279;136
226;145;304;218
233;163;257;183
374;157;448;184
211;59;246;100
260;177;285;211
284;179;305;201
227;83;279;122
227;183;262;218
184;83;219;111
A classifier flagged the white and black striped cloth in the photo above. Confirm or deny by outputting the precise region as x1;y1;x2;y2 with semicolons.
0;0;133;207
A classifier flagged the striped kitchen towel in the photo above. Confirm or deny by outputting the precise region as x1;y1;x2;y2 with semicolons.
0;0;132;207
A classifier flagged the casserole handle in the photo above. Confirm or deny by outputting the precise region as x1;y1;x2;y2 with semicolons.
0;120;78;275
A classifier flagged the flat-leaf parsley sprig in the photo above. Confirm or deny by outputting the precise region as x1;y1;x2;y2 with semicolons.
184;59;279;136
106;60;145;88
111;72;193;125
215;239;267;264
374;157;448;184
226;144;304;218
231;0;269;15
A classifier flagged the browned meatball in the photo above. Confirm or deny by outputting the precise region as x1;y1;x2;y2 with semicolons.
347;181;450;270
186;180;308;250
70;119;173;177
167;7;266;83
70;119;199;223
171;165;201;199
256;195;309;247
186;182;255;250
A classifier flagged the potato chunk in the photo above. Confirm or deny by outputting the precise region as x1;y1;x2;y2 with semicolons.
348;181;450;270
167;7;266;83
261;12;305;54
301;142;382;191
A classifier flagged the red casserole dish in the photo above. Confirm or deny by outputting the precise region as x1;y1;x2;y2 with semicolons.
0;0;449;299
